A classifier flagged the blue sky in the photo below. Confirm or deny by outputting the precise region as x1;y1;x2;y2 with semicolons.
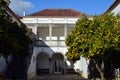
9;0;114;16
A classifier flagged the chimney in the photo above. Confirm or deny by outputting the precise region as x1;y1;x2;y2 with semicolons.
23;11;26;16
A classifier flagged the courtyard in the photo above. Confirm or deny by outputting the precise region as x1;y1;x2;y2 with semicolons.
29;74;87;80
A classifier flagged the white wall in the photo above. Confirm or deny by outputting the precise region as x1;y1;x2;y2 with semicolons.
0;56;7;75
0;55;12;75
27;49;36;75
111;3;120;15
27;46;68;75
79;57;89;78
21;17;79;24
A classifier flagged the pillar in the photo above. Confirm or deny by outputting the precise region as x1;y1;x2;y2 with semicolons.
49;24;52;45
64;24;67;38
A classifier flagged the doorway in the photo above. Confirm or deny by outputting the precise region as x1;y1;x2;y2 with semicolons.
36;53;49;75
52;53;64;74
54;60;62;74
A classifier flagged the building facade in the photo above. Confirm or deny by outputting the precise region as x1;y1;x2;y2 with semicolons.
106;0;120;15
21;9;89;79
0;0;120;78
1;0;119;79
22;1;120;78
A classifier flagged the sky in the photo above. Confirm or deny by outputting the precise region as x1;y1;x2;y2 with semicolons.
9;0;115;16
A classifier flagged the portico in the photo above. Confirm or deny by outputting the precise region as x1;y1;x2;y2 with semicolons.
22;17;78;47
21;9;88;79
36;52;65;75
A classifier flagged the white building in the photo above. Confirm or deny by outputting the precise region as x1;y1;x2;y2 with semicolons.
106;0;120;15
21;0;120;77
1;0;119;79
21;9;89;79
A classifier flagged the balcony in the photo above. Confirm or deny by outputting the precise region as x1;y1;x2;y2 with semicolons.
35;40;66;47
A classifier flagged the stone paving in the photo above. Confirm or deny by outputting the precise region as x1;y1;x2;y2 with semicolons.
29;75;87;80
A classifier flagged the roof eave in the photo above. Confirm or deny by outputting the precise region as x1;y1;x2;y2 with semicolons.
4;5;24;26
22;16;82;18
105;0;120;13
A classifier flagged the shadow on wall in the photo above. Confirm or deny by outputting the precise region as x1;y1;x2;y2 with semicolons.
35;40;76;75
29;30;76;75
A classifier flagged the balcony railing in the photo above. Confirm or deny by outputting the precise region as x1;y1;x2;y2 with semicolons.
35;40;66;47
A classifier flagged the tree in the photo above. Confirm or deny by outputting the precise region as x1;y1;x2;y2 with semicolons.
0;0;32;79
0;0;32;58
65;13;120;80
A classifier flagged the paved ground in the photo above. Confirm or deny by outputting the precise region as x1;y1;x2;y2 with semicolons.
29;75;87;80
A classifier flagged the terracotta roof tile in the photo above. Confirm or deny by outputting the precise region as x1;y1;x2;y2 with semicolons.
28;9;86;17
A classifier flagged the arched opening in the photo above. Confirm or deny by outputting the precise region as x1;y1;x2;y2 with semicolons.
52;53;64;74
36;53;49;75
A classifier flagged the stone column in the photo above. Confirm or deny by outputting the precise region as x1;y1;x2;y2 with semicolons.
64;24;67;38
33;26;37;37
32;26;38;45
49;24;52;45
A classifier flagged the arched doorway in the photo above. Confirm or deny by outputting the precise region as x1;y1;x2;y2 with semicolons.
36;53;49;75
52;53;64;74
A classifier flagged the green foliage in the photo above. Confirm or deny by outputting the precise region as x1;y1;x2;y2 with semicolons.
65;13;120;67
0;2;32;58
0;0;10;5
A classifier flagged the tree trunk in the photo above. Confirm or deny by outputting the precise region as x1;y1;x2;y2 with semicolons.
95;61;105;80
4;58;10;79
5;58;16;80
